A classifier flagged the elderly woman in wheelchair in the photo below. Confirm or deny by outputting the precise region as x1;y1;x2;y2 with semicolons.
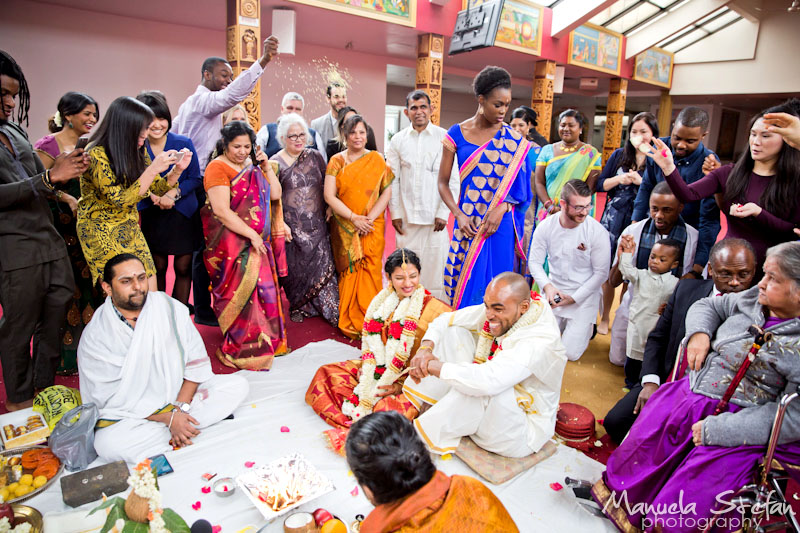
592;241;800;533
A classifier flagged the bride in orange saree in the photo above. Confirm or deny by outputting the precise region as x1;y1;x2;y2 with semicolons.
323;115;394;339
305;249;450;451
202;121;288;370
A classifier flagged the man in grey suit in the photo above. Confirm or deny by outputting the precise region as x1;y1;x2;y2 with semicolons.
310;83;347;147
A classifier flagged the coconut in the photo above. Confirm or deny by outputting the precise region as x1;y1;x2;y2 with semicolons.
124;492;150;523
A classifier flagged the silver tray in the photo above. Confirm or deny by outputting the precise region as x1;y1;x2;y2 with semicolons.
0;445;64;504
236;453;335;522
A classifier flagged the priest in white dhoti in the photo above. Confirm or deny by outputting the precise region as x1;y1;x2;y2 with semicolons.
387;89;459;300
402;272;566;458
529;179;610;361
78;253;248;464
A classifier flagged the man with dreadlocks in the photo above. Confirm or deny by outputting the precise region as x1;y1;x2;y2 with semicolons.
0;50;89;410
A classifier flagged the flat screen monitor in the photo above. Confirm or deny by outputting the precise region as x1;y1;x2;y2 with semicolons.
449;0;506;55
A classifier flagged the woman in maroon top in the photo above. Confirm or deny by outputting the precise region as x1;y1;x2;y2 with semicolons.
644;102;800;270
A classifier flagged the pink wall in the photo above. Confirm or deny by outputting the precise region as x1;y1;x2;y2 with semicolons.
2;0;388;151
3;0;223;143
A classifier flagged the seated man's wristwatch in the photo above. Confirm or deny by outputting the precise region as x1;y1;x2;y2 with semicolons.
177;402;191;414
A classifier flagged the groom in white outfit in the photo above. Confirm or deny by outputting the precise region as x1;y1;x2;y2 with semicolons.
78;253;248;464
403;272;566;458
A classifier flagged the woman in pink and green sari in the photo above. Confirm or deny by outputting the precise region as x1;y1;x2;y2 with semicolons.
202;121;288;370
534;109;601;222
438;67;532;309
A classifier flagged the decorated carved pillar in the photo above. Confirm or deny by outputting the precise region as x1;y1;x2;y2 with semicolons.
226;0;261;130
415;34;445;126
657;90;673;137
531;60;556;141
602;78;628;164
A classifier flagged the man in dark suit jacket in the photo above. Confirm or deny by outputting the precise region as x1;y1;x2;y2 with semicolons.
603;238;757;444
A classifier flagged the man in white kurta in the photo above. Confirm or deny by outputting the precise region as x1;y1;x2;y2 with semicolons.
403;273;566;458
387;90;459;300
78;254;248;464
529;180;610;361
608;183;698;366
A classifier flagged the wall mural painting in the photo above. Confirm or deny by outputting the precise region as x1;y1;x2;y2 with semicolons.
287;0;416;26
633;47;674;89
494;0;543;56
568;23;622;76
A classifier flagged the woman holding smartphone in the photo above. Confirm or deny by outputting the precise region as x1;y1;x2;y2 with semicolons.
33;91;100;375
135;91;203;307
76;96;192;291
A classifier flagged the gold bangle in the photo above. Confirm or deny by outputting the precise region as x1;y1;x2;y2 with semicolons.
42;169;55;191
41;170;55;190
56;190;64;200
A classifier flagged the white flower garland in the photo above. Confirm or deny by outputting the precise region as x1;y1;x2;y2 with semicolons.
128;461;168;532
343;285;427;421
473;295;545;364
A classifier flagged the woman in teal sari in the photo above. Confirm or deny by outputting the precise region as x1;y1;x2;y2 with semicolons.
437;66;532;309
534;109;601;222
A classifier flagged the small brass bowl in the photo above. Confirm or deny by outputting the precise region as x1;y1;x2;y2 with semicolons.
12;504;43;533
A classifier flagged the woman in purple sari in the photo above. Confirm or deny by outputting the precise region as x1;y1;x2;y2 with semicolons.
203;121;288;370
269;113;338;325
593;241;800;533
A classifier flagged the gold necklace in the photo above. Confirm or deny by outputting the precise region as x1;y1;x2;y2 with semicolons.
560;141;579;153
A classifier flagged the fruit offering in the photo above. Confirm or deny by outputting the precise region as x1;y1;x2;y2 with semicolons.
0;447;60;503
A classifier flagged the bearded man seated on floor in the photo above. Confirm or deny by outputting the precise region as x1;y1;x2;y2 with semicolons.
403;272;567;458
78;253;249;464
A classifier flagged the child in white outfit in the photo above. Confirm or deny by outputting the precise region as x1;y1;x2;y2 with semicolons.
618;235;681;387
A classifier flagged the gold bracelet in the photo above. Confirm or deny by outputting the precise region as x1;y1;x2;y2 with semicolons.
41;170;55;190
56;190;64;200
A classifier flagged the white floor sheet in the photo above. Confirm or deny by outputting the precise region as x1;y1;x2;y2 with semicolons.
32;339;615;532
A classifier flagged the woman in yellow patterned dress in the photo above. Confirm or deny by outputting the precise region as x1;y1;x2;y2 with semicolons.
77;97;193;290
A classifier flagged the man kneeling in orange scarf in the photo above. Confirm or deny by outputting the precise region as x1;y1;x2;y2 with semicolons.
346;411;519;532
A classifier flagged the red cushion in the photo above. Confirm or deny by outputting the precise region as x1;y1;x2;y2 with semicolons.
555;403;596;450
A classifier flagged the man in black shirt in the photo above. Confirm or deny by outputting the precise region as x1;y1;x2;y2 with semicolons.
0;50;88;410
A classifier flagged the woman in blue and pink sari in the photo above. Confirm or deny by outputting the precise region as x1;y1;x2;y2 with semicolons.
203;121;289;370
437;66;532;309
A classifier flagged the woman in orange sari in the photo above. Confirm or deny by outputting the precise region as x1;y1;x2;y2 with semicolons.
323;115;393;338
202;121;288;370
305;249;450;451
347;411;519;533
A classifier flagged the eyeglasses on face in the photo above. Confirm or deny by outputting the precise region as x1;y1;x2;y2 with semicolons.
286;133;306;142
567;202;591;212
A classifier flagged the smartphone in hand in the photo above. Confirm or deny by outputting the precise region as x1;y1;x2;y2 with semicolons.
75;137;90;150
